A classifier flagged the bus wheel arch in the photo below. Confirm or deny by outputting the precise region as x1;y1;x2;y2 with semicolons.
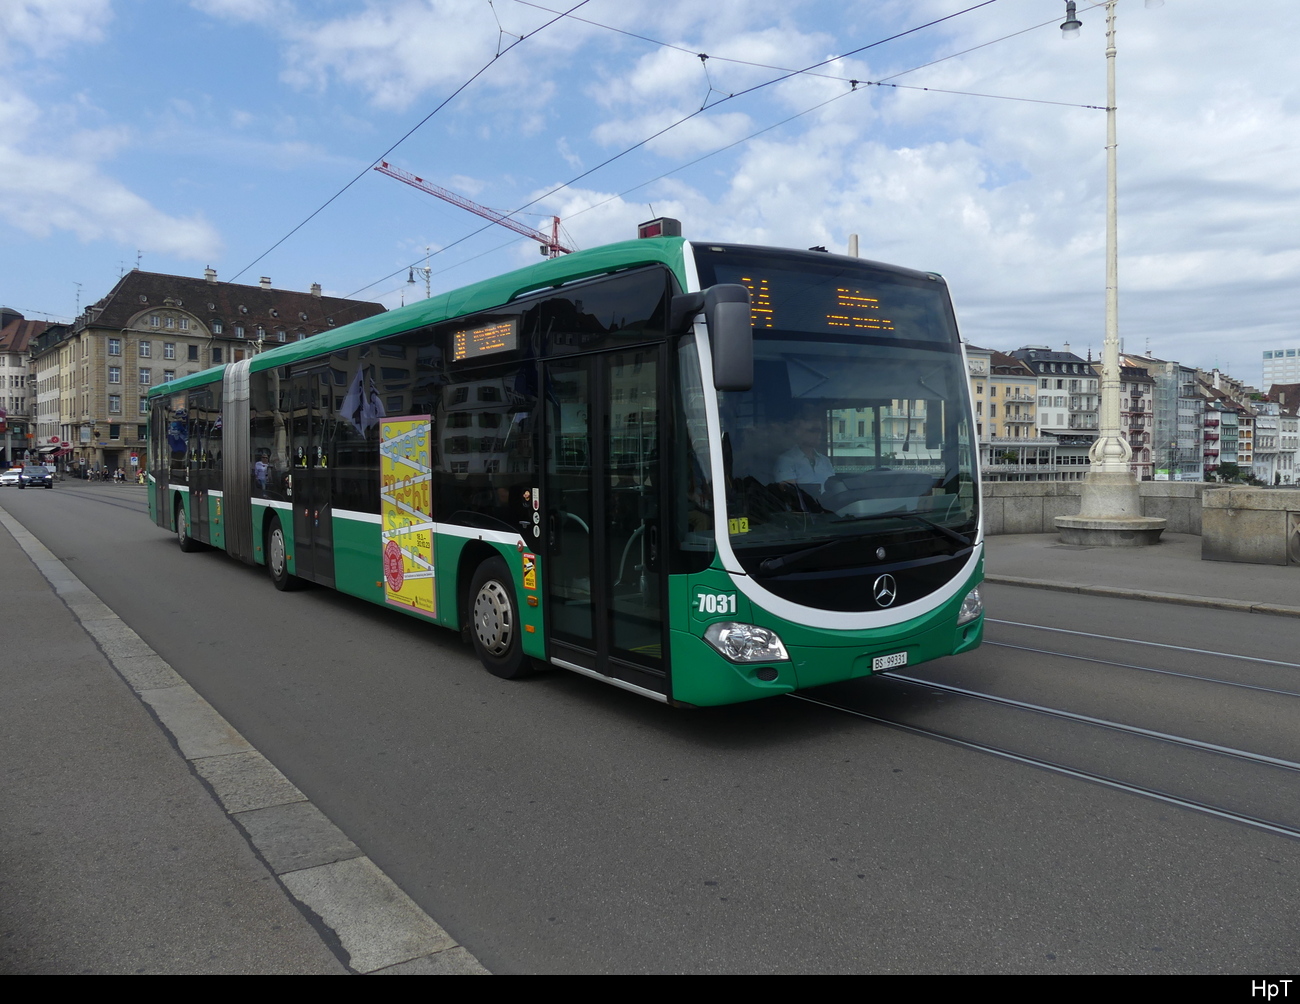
265;513;303;591
175;497;199;553
466;554;532;680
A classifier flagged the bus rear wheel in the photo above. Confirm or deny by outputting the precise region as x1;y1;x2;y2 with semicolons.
176;503;199;553
267;516;303;591
468;556;532;679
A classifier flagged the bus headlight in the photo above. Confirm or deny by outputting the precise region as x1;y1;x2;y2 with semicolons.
957;586;983;625
704;622;790;663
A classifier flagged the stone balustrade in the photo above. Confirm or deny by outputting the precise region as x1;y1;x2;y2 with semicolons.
981;481;1208;535
1202;488;1300;565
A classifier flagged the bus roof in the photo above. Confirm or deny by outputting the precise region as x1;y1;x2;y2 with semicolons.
149;236;689;397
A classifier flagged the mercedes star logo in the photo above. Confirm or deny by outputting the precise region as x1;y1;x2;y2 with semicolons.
872;574;898;608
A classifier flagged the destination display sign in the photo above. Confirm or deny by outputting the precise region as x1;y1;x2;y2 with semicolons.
736;275;896;335
452;318;518;361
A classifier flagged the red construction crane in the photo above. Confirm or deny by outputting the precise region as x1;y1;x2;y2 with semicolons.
375;161;571;258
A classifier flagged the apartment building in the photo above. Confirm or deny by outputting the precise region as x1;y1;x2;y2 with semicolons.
1263;347;1300;385
0;309;51;465
1007;345;1098;481
1109;360;1156;480
30;269;385;475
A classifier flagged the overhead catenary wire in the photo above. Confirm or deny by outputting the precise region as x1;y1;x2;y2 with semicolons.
346;0;1005;298
227;0;594;285
513;0;1103;106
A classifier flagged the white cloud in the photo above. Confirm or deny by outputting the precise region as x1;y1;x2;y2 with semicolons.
0;0;112;53
0;140;221;258
277;0;531;110
593;109;754;157
0;9;222;261
199;0;293;23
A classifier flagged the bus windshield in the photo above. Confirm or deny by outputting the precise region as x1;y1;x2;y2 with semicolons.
694;246;977;579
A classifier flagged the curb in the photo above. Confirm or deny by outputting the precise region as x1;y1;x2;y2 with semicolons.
984;574;1300;619
0;506;489;976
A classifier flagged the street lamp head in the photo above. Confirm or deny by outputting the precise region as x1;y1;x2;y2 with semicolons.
1145;0;1165;8
1061;1;1082;38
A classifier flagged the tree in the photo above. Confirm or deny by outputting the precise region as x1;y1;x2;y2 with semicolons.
1215;462;1241;483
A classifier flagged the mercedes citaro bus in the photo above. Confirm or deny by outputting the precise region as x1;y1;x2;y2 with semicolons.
147;221;983;706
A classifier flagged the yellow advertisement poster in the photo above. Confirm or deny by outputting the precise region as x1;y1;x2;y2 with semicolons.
380;416;435;619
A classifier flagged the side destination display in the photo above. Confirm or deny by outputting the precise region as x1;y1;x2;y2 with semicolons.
452;317;517;361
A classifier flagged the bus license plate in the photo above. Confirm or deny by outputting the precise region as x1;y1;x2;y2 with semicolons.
872;652;908;672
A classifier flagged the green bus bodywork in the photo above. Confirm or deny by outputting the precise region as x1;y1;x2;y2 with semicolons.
148;235;982;707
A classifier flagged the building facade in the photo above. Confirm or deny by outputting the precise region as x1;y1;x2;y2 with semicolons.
1263;347;1300;385
1111;361;1156;479
0;309;51;466
29;270;385;475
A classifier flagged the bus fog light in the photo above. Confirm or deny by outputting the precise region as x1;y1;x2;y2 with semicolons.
704;622;789;663
957;586;983;625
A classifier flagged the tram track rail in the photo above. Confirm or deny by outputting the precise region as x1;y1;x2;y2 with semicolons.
982;640;1300;700
788;690;1300;842
791;603;1300;844
987;618;1300;671
882;672;1300;772
32;483;151;516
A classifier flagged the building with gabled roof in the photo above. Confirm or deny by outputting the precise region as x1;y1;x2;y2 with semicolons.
0;309;50;465
29;269;385;475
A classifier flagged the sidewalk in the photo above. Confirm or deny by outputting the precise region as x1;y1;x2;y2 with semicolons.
984;532;1300;617
0;505;487;975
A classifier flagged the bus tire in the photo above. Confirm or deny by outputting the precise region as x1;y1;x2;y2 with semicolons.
266;515;303;591
468;556;532;680
176;502;199;553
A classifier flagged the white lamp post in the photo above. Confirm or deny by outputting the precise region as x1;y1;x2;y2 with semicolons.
1054;0;1167;546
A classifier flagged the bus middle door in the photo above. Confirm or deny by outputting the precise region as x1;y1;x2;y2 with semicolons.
288;369;336;587
187;388;212;542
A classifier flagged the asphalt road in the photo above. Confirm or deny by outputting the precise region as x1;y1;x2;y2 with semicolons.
5;481;1298;974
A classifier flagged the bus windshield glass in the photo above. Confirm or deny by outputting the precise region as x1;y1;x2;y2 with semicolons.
694;246;977;575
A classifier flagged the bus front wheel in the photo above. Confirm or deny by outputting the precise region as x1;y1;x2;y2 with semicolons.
468;557;532;679
267;516;303;591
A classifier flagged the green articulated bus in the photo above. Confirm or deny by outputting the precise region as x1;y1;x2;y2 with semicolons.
147;223;984;706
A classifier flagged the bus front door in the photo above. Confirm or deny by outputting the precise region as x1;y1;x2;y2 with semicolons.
544;347;666;697
288;370;335;587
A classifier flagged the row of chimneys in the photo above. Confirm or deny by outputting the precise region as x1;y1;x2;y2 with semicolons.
203;267;321;297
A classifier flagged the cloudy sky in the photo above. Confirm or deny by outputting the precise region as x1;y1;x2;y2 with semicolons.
2;0;1296;385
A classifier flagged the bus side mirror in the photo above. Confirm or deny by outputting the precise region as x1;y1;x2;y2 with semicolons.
706;284;752;392
670;285;753;392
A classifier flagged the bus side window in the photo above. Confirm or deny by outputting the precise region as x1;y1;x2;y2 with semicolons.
435;361;538;535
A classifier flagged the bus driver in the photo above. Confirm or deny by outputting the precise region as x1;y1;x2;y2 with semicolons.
773;408;835;494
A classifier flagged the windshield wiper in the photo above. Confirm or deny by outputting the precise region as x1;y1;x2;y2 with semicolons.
757;513;972;576
757;532;880;576
835;512;972;549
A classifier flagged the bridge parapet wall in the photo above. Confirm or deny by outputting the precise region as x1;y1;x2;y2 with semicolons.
982;481;1209;536
1202;488;1300;566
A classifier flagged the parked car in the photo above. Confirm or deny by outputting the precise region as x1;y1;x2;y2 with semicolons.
17;465;54;489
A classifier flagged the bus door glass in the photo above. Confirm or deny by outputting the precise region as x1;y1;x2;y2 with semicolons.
187;388;214;541
544;357;592;645
544;347;665;688
151;396;173;523
288;369;335;586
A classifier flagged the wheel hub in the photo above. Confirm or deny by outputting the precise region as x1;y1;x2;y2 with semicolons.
270;530;285;575
473;580;513;656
